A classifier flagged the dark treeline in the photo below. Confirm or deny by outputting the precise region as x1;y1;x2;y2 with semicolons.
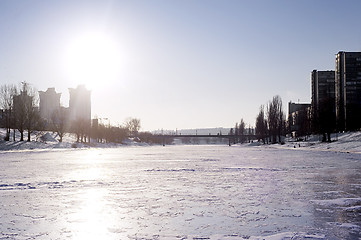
255;95;286;144
312;97;335;142
233;93;342;145
231;95;287;145
229;118;254;144
0;82;40;141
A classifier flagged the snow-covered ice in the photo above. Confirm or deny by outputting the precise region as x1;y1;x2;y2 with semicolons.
0;144;360;239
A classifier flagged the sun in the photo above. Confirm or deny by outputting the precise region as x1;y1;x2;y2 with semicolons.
64;31;122;89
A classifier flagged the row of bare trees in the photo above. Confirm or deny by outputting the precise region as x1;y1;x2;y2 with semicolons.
0;82;142;144
90;117;141;144
255;95;335;144
0;82;41;141
48;114;141;144
312;97;335;142
0;84;16;140
229;118;255;144
229;95;286;145
49;113;141;144
255;95;286;144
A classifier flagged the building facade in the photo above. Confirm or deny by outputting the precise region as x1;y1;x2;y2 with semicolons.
288;102;311;138
311;70;336;133
38;88;61;123
68;85;91;125
335;51;361;131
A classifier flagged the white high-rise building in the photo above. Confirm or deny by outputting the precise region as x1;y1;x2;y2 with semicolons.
68;85;91;125
38;88;61;122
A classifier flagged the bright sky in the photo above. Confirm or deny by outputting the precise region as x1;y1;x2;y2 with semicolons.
1;0;361;131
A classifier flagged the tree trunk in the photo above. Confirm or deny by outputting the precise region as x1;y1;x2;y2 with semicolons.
4;129;10;141
322;133;326;142
20;131;24;141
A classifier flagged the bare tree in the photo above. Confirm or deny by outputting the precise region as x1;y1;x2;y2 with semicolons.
125;118;141;135
13;83;32;141
103;124;128;143
238;118;245;143
24;84;41;141
72;117;90;143
0;84;18;141
51;107;68;142
267;95;284;143
234;123;239;143
278;99;285;143
97;124;106;143
255;105;267;144
318;97;335;142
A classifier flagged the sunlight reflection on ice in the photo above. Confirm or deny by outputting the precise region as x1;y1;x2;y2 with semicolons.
72;188;114;240
67;151;116;239
66;150;105;181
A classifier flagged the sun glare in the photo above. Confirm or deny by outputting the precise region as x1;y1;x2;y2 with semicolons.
64;32;122;89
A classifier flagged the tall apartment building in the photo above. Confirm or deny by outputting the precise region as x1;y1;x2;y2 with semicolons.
38;88;61;123
311;70;336;132
68;85;91;125
335;51;361;131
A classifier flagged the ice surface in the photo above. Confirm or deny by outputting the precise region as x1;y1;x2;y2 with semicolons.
0;144;360;239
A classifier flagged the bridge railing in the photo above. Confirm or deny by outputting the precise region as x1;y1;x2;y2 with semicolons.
133;134;258;146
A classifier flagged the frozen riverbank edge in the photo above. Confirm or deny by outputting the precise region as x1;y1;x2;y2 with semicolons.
1;130;361;154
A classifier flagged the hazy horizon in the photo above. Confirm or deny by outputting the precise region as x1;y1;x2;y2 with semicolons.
1;0;361;131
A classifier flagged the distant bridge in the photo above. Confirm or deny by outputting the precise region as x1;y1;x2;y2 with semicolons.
148;134;258;146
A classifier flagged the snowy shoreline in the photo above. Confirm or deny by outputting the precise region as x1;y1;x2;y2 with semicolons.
1;129;361;154
265;131;361;154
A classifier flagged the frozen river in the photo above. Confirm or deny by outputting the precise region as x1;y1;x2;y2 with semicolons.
0;145;360;239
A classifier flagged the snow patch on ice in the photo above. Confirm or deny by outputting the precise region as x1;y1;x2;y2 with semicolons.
189;232;326;240
145;168;196;172
131;232;326;240
221;167;283;172
311;198;361;207
327;222;361;231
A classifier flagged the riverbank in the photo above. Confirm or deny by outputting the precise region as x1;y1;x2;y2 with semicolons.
1;128;361;153
266;132;361;154
0;129;137;151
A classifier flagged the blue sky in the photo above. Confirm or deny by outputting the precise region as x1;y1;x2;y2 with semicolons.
1;0;361;130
